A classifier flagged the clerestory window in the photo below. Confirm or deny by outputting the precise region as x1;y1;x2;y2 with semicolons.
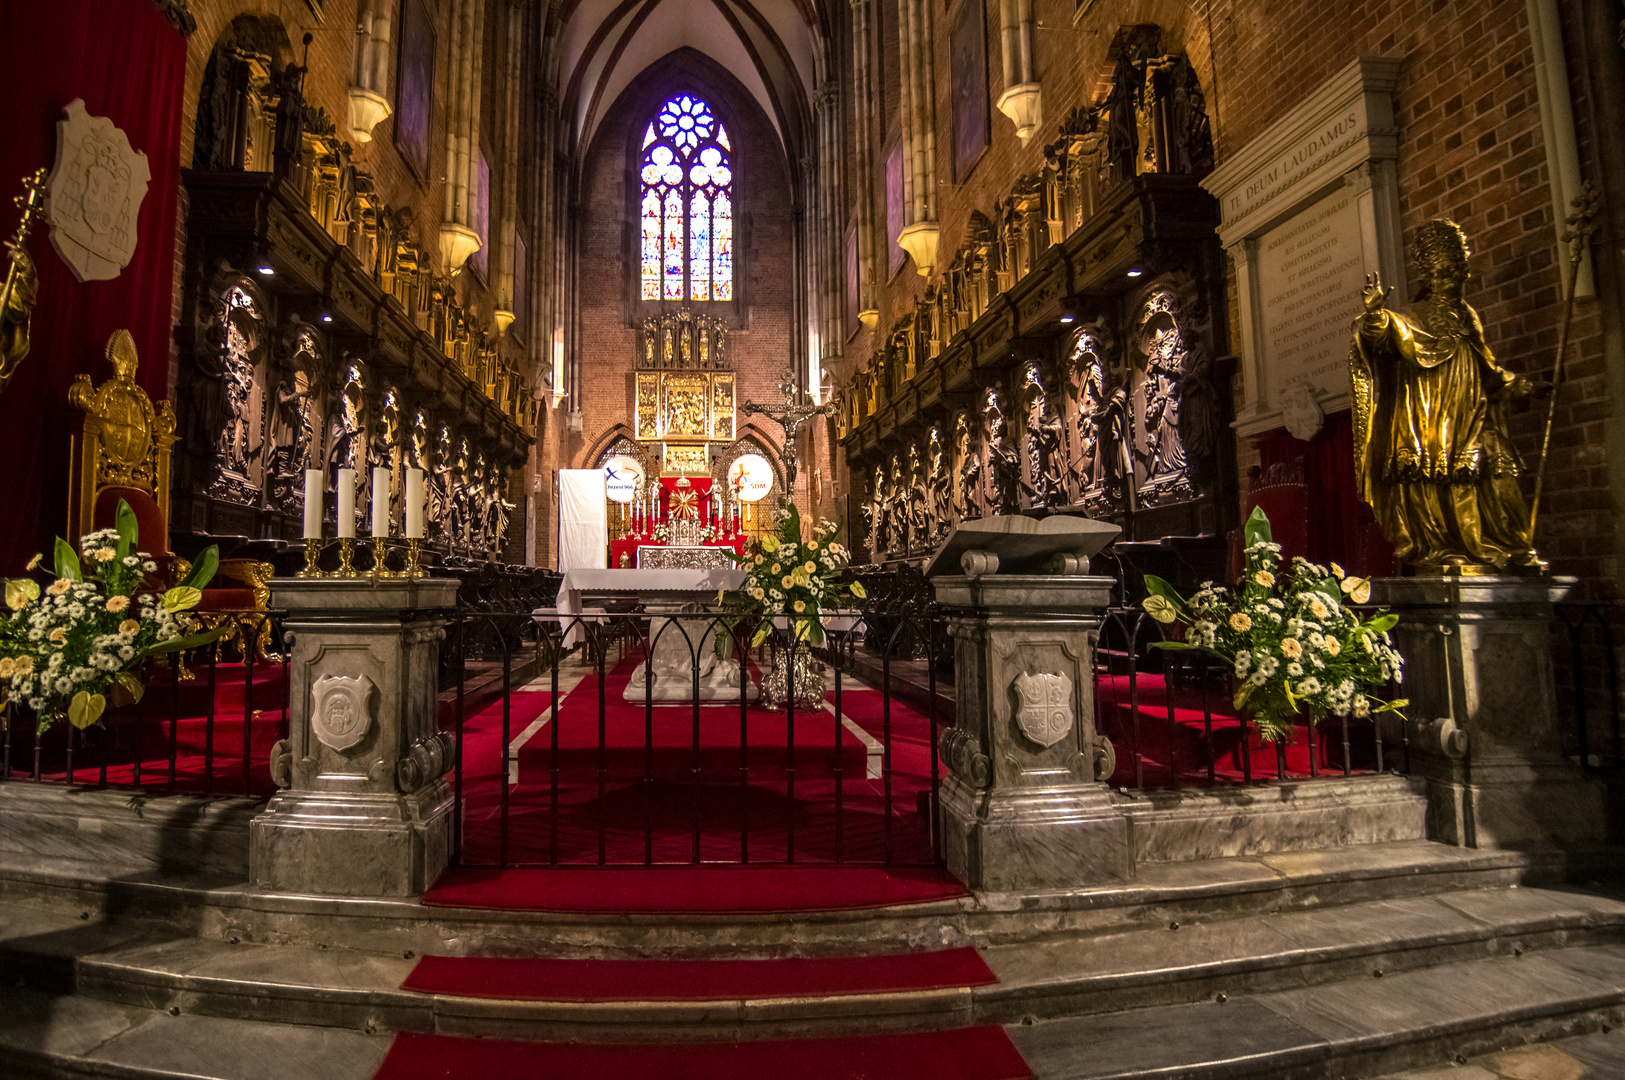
639;94;733;302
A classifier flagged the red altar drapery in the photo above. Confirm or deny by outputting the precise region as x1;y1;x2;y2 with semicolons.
1256;413;1394;579
0;0;187;572
655;476;716;523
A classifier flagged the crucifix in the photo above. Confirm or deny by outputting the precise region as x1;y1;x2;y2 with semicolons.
740;368;829;499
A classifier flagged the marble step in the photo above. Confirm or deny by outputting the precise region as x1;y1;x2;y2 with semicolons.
0;840;1608;960
3;886;1623;1043
1009;944;1625;1080
1;944;1623;1080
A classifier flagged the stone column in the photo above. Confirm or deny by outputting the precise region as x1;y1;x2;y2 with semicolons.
1373;575;1605;849
929;519;1127;890
250;578;459;896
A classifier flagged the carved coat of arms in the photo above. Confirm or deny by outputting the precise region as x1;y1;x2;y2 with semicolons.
47;99;150;283
1012;672;1074;748
310;674;377;752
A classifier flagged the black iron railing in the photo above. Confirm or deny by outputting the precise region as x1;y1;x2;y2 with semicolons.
444;603;945;868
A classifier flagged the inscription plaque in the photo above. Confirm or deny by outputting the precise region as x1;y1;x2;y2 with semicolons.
1256;187;1366;397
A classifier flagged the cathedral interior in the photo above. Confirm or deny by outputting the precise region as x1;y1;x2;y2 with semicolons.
2;1;1625;1078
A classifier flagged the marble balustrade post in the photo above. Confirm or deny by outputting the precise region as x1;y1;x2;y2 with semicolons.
250;578;460;896
1371;575;1606;850
933;567;1130;889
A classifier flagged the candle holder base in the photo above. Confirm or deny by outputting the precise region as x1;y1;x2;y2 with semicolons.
370;538;399;579
404;538;425;580
298;540;326;578
336;538;358;578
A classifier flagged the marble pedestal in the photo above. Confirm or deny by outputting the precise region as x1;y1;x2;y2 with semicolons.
933;573;1129;889
1373;574;1605;850
250;578;459;897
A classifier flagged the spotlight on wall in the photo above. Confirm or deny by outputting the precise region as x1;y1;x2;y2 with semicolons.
321;314;333;323
1059;298;1081;325
1125;268;1144;278
257;265;275;276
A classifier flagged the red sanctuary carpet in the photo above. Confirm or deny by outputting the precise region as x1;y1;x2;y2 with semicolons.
401;946;995;1000
420;865;969;913
1095;672;1381;787
372;1027;1033;1080
453;654;941;867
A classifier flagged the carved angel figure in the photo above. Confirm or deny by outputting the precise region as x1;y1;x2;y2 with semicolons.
1350;219;1544;569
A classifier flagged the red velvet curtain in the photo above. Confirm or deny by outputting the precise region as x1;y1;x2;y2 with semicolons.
1256;413;1394;578
0;0;186;573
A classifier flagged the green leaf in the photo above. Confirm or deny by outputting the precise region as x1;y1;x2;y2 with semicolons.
139;626;229;659
1242;505;1273;549
1142;594;1179;624
163;586;203;613
1147;640;1199;650
1141;574;1188;615
780;502;801;545
112;671;145;705
68;690;106;730
750;624;773;649
54;538;81;583
849;580;867;599
115;499;138;561
1364;614;1399;634
178;544;219;590
5;578;39;609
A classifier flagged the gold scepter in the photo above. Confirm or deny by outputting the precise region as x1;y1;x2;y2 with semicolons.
0;169;49;396
1528;182;1600;542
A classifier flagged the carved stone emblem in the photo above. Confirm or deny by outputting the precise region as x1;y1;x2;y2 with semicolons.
47;100;150;282
1012;672;1074;748
311;674;376;752
1280;379;1325;442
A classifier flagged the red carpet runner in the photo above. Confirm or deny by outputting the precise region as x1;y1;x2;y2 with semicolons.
402;946;995;1000
373;1026;1032;1080
421;865;969;913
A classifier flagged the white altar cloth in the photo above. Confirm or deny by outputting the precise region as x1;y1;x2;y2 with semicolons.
543;567;748;647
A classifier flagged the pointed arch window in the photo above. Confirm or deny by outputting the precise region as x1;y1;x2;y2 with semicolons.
640;94;734;302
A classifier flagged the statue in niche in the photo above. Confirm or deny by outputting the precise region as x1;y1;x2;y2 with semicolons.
266;322;318;513
408;409;430;472
1133;291;1192;504
954;410;983;521
326;364;365;475
926;425;951;541
982;387;1024;515
1100;25;1213;182
866;463;888;556
200;283;263;498
446;437;470;549
1068;326;1130;509
1351;219;1545;570
1022;363;1068;509
886;452;907;553
487;471;516;556
429;424;453;543
905;443;927;552
372;388;401;519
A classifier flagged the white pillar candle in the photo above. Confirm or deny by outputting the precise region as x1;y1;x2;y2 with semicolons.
371;467;391;537
336;468;357;538
405;469;425;538
303;469;323;539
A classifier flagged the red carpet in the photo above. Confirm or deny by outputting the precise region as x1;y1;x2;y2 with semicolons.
401;947;995;1000
421;865;969;912
454;655;942;867
373;1026;1032;1080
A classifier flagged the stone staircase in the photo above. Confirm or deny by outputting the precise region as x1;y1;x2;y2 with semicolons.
0;839;1622;1079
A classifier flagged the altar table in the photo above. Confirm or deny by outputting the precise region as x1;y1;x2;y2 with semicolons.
544;567;748;648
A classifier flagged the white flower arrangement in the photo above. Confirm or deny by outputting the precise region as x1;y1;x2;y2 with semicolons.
715;506;865;653
1140;507;1407;743
0;502;222;733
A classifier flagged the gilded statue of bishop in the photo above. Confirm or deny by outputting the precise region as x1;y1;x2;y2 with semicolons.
1350;220;1545;571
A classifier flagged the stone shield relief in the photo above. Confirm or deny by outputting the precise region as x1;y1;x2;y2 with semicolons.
1011;671;1074;748
310;673;377;753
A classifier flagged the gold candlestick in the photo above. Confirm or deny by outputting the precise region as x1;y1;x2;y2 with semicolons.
336;537;357;577
370;537;398;579
404;538;424;579
298;539;325;578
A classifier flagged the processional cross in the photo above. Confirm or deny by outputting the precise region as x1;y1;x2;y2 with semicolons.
739;369;829;499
